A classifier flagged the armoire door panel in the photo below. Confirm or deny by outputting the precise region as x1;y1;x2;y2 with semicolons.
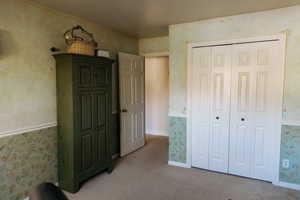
78;65;93;88
79;93;93;132
94;92;107;128
94;66;109;87
95;129;107;163
93;91;109;165
81;133;94;171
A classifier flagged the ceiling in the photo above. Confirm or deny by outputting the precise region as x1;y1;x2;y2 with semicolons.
32;0;300;38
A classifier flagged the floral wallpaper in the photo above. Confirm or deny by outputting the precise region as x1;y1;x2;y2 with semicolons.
0;127;57;200
279;125;300;185
168;117;186;163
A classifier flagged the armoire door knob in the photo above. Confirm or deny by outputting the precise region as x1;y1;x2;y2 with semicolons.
241;118;245;121
121;109;128;113
216;116;220;120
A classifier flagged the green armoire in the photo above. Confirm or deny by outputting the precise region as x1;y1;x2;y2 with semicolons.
54;54;114;193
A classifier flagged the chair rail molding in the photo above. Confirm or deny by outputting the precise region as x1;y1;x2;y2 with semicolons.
0;122;57;138
281;120;300;126
168;112;187;118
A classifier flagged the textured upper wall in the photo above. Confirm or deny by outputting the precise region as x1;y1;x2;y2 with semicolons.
169;5;300;120
139;36;169;55
0;0;138;133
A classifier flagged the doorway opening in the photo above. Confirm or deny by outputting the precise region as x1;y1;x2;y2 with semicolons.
145;56;169;137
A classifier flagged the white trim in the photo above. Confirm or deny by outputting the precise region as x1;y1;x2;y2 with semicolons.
141;51;169;57
0;122;57;138
168;161;190;168
273;33;287;184
187;33;287;179
274;181;300;191
168;112;187;118
186;42;193;168
281;120;300;126
146;129;168;136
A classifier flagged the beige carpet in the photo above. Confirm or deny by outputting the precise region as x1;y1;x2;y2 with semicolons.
66;135;300;200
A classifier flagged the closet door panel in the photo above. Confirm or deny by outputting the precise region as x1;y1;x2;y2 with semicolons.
229;45;254;178
209;46;231;173
251;41;281;181
229;41;282;181
191;47;211;169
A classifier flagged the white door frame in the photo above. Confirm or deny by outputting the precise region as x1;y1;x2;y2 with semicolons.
186;33;286;185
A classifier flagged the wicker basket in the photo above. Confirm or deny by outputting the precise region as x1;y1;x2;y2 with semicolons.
66;40;95;56
64;25;97;56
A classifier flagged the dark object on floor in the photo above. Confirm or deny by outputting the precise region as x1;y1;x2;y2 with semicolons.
29;183;69;200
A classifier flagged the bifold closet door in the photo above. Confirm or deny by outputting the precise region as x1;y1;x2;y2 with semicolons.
191;46;231;173
191;47;211;169
229;41;282;181
209;46;231;173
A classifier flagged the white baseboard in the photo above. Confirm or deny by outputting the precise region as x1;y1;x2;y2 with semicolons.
274;181;300;191
0;122;57;138
146;129;168;136
168;161;190;168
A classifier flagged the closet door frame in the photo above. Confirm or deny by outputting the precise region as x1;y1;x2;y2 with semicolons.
187;33;286;185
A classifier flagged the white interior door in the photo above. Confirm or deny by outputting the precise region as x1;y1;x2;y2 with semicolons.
209;46;231;173
119;52;145;157
229;41;282;181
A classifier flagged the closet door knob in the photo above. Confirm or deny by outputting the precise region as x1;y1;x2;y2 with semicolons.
216;116;220;120
241;118;245;121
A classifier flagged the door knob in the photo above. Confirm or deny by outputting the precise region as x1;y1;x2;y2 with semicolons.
241;118;245;121
216;116;220;120
121;109;128;113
